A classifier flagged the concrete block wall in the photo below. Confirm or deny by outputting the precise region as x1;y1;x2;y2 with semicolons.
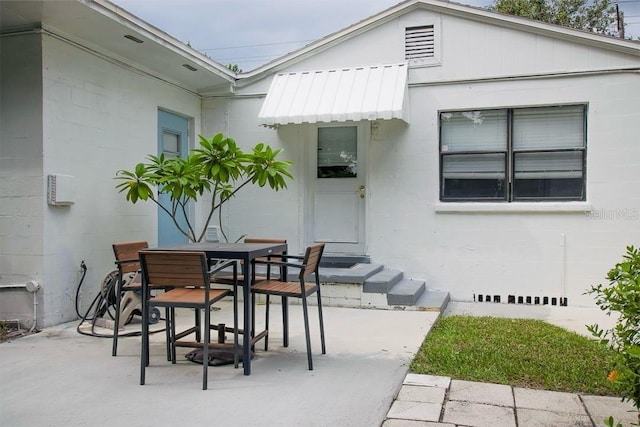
1;32;203;326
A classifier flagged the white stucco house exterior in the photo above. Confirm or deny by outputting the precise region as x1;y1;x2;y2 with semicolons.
2;0;639;327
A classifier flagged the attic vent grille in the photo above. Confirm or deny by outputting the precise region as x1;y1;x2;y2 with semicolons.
405;25;435;60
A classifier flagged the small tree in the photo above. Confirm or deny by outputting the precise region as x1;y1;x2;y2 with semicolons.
491;0;617;36
115;133;293;242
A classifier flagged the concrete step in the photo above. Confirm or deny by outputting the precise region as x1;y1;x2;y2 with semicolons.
414;289;451;313
387;279;426;306
363;269;403;293
317;264;383;284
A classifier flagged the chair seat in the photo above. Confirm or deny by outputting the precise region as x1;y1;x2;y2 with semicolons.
152;288;231;305
251;279;317;298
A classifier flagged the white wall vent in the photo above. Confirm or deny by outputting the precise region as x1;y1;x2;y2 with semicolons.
405;25;435;60
205;225;221;242
47;174;75;206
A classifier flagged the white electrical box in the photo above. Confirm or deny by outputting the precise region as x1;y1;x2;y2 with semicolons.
47;174;75;206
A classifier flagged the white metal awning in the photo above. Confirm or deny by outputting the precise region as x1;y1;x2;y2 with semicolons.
258;63;408;126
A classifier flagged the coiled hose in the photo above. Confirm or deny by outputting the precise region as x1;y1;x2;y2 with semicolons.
75;261;163;338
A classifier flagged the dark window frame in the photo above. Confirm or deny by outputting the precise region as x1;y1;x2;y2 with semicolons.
439;104;587;202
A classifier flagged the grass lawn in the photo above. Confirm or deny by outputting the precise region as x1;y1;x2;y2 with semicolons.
410;315;620;396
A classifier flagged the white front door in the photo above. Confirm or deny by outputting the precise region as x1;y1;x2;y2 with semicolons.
306;123;367;255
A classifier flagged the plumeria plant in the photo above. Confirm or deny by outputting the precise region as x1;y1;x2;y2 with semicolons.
115;133;293;242
586;245;640;426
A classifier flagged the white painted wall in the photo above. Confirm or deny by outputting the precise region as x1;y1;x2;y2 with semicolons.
216;6;640;306
39;34;203;325
368;73;640;306
1;31;203;326
0;33;45;326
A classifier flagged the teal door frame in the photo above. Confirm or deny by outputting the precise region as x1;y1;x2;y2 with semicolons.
157;109;189;245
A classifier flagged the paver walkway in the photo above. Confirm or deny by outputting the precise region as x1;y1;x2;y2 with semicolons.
382;373;638;427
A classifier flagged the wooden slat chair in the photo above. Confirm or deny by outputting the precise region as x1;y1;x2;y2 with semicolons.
213;237;287;349
111;242;201;360
138;250;238;390
111;241;171;358
251;243;326;370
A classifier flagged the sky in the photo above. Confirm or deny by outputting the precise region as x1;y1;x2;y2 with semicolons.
112;0;640;72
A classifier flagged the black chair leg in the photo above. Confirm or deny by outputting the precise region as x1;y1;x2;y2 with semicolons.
301;296;313;370
195;309;201;342
264;295;270;351
251;292;256;353
203;307;210;391
282;296;289;347
316;290;326;354
170;307;179;364
233;283;239;369
165;308;171;361
140;295;148;385
112;278;122;356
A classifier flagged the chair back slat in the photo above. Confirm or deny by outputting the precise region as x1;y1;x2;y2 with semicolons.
301;243;325;278
113;241;148;274
244;237;287;261
139;251;208;288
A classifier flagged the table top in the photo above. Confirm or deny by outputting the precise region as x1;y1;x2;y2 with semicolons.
150;242;287;259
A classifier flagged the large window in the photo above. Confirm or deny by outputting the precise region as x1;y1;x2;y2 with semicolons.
440;105;586;202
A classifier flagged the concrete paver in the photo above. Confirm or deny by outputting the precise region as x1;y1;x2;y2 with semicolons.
582;395;639;426
514;387;586;414
442;400;516;427
404;373;451;388
387;400;443;422
449;379;514;407
384;373;639;427
517;408;592;427
397;384;446;404
382;419;455;427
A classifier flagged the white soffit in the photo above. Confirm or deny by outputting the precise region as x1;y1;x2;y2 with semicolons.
258;63;408;126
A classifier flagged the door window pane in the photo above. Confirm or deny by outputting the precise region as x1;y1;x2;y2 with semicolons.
163;131;180;158
317;126;357;178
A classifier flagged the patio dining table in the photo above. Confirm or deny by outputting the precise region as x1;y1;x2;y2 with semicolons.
149;241;288;375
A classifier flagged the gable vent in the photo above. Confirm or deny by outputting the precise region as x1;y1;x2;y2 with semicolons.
405;25;435;60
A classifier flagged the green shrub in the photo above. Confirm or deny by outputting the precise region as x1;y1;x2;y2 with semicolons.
586;245;640;425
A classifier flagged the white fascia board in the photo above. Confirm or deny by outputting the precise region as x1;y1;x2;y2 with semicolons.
91;0;237;83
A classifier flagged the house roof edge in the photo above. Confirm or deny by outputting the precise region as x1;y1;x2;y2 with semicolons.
236;0;640;86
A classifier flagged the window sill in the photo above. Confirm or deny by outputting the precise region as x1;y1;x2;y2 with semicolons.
434;201;592;214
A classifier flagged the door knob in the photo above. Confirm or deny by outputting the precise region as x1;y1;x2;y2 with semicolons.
359;185;365;199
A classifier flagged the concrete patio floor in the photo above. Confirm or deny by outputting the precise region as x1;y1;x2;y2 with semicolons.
0;302;438;427
1;300;636;426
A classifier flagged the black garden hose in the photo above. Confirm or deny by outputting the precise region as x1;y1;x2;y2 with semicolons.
75;260;164;338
